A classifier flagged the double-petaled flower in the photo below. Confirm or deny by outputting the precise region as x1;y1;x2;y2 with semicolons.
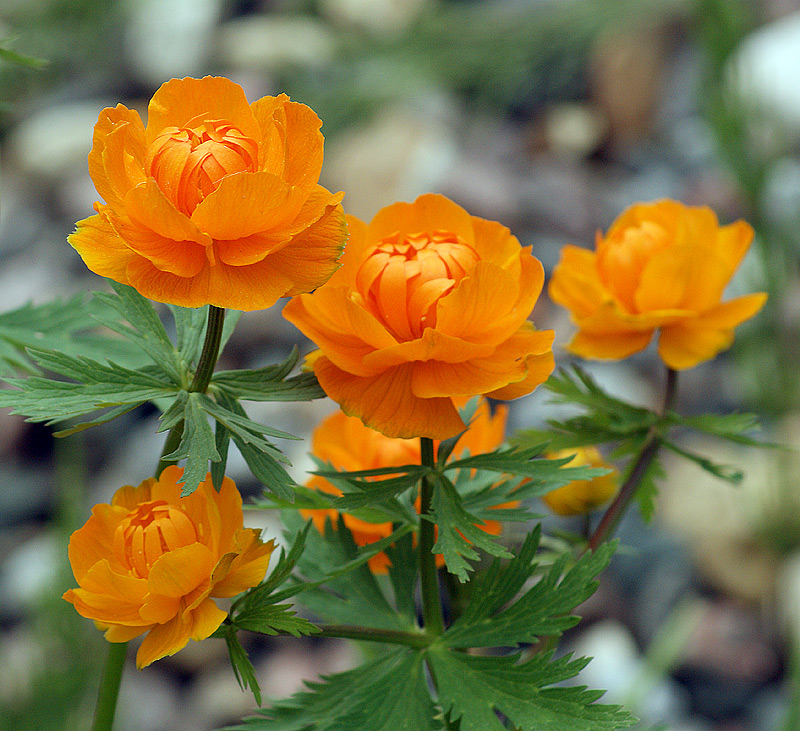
283;194;555;439
548;199;767;369
69;76;346;310
63;466;275;668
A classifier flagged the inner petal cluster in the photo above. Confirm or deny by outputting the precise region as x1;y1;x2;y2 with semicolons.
147;119;259;214
355;230;479;341
113;500;198;578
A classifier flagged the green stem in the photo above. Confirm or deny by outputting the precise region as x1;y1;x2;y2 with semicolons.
419;437;445;636
314;624;432;650
156;306;225;475
91;641;128;731
587;367;677;551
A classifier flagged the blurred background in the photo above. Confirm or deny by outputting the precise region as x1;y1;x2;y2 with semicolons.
2;0;800;729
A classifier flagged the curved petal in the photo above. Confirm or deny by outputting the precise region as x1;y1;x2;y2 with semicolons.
108;211;208;277
64;559;149;625
484;326;556;400
713;219;754;279
68;212;136;284
103;624;149;643
191;171;305;242
314;357;465;439
135;613;190;668
283;287;397;376
147;543;216;599
280;99;325;193
68;503;129;580
468;216;522;270
362;328;496;372
211;531;275;598
325;214;369;288
250;93;288;172
188;596;228;641
146;76;261;144
367;194;475;250
566;329;654;361
436;256;543;345
89;104;146;208
125;250;294;311
547;245;608;318
123;179;212;246
657;292;767;369
266;199;347;296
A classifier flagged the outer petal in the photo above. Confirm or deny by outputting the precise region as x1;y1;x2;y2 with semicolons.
468;216;524;270
566;329;654;361
280;99;325;193
123;180;212;247
68;212;136;284
436;256;543;346
547;245;608;319
145;76;261;143
325;214;369;288
367;194;476;251
67;503;129;580
147;543;216;599
191;172;305;243
314;357;465;439
266;198;348;297
657;292;767;369
362;328;496;372
64;559;149;625
88;104;146;208
250;93;287;173
211;530;275;598
125;250;295;311
283;286;397;376
485;326;556;400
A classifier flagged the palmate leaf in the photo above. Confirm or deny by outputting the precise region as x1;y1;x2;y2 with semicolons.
442;528;615;648
429;473;513;582
227;647;438;731
233;604;318;638
216;623;262;706
429;648;636;731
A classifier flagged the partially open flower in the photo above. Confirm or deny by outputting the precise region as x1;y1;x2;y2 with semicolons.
63;466;274;668
283;194;555;439
548;199;767;369
303;398;512;572
542;447;618;516
69;76;346;310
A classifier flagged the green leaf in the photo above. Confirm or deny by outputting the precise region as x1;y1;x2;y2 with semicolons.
0;37;48;68
92;281;184;384
429;473;513;582
226;647;438;731
211;419;231;491
0;351;177;425
233;604;319;638
218;623;262;705
281;512;410;629
661;440;744;484
443;528;615;648
213;349;326;402
161;392;220;496
168;305;242;369
429;648;636;731
671;412;768;446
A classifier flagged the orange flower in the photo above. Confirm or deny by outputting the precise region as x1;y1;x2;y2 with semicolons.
283;194;555;439
302;398;512;572
548;199;767;369
68;76;346;311
63;466;275;668
541;447;618;516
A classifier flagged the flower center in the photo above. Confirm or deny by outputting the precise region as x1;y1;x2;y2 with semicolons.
147;119;259;214
114;500;198;578
355;231;479;341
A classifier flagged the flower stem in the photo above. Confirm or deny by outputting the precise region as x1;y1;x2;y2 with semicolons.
418;437;445;636
91;641;128;731
156;306;226;476
587;367;678;551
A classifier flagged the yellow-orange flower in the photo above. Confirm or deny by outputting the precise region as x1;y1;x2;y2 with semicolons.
69;76;346;311
303;399;512;572
542;447;618;516
548;199;767;370
63;466;275;668
283;194;555;439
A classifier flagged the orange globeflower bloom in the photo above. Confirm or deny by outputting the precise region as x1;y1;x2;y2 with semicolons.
303;399;512;572
283;194;555;439
542;447;618;516
69;76;346;311
548;199;767;370
63;466;275;668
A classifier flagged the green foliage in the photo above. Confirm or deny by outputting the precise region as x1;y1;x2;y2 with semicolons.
227;647;438;731
441;528;615;648
513;366;766;520
429;649;635;731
